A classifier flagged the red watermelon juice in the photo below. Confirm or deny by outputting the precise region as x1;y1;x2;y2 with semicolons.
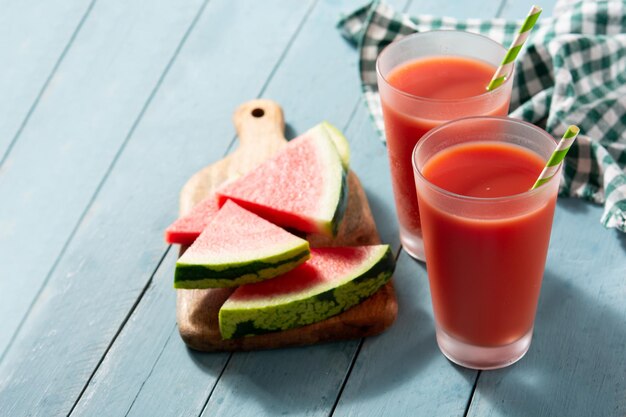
413;117;560;369
377;31;513;261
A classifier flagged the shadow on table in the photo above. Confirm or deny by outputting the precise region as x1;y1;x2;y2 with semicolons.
557;198;626;251
203;311;444;415
186;343;345;414
557;197;591;214
284;123;297;141
181;250;486;416
365;189;400;250
616;229;626;253
194;341;366;414
471;270;626;417
352;304;442;397
321;253;477;412
185;345;229;377
556;198;626;253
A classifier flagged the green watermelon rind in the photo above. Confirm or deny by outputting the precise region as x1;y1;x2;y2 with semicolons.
319;121;350;170
216;125;348;237
174;246;311;289
307;122;349;235
329;169;348;236
314;132;348;236
218;245;395;339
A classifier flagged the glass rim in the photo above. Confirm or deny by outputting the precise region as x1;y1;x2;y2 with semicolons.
412;116;560;203
376;30;515;104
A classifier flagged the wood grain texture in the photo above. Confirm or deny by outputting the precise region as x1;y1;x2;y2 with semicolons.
407;0;501;17
203;342;361;417
70;250;231;417
0;1;316;416
0;0;92;159
497;0;558;18
176;99;397;352
0;0;206;359
334;251;477;417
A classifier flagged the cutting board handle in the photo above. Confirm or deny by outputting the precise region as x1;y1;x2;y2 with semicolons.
233;99;286;149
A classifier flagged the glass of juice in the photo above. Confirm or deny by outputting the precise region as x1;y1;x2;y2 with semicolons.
412;116;560;370
376;31;514;261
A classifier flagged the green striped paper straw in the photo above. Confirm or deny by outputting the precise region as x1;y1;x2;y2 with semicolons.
531;125;580;190
486;5;542;91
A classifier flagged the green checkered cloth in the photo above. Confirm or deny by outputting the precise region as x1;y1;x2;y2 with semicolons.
338;0;626;233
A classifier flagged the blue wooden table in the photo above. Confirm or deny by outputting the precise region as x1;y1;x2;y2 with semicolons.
1;0;625;416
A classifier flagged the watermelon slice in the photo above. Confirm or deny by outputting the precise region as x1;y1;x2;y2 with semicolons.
164;193;220;246
174;201;311;289
216;125;348;237
163;122;350;246
218;245;395;339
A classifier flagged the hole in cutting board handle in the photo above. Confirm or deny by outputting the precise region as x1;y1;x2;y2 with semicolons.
251;108;265;118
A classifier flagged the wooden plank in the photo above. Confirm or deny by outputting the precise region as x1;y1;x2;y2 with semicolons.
0;0;206;356
71;250;230;417
497;0;558;18
206;343;362;417
0;0;92;159
251;0;410;139
124;325;228;417
333;251;476;417
0;1;317;416
467;199;626;417
408;0;502;17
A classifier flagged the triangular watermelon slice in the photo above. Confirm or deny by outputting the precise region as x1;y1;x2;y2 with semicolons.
174;201;311;289
164;193;220;246
164;122;349;246
216;125;348;237
218;245;395;339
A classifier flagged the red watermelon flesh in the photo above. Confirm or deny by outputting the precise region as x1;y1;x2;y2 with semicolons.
164;193;220;246
216;127;347;237
230;247;381;299
174;200;311;288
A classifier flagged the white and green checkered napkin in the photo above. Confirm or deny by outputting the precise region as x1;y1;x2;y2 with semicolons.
338;0;626;233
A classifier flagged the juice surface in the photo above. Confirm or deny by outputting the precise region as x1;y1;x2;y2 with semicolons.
422;141;544;198
388;56;496;99
381;56;507;238
418;141;556;347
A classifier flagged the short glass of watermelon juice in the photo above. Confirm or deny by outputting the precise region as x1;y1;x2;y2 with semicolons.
376;31;514;261
412;116;560;370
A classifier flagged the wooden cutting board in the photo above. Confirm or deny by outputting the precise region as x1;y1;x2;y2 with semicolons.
176;99;397;351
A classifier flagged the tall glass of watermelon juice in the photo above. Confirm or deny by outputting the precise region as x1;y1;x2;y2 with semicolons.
412;116;560;370
376;31;514;261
